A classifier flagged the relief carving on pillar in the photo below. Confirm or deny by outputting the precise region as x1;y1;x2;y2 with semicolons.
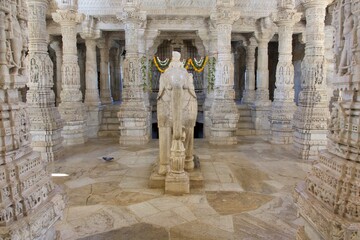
294;1;360;239
0;1;65;237
3;2;27;79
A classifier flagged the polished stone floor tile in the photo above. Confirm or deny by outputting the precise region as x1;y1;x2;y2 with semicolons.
53;136;308;239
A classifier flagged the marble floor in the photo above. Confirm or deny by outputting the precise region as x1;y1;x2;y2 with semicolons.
50;136;311;240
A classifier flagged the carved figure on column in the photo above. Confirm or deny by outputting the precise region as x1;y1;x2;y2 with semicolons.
157;52;197;175
338;0;354;75
5;4;23;75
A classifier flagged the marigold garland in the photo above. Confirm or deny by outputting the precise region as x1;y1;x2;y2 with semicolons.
153;56;208;73
190;56;208;73
153;56;168;73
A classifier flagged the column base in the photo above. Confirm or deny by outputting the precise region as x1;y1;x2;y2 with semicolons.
59;102;87;145
294;181;360;240
209;128;238;145
165;172;190;195
118;100;150;145
208;98;239;145
270;101;296;144
86;105;103;138
242;89;256;104
31;132;64;162
293;129;327;160
28;108;64;162
100;89;113;104
251;100;271;135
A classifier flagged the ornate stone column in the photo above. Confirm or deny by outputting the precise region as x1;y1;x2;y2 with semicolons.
98;36;113;104
117;2;150;145
49;41;62;106
242;37;257;104
292;0;329;159
203;29;217;138
270;2;301;144
110;47;121;101
252;17;276;135
208;3;240;145
52;8;87;145
81;16;102;137
0;1;65;238
294;1;360;239
27;0;64;162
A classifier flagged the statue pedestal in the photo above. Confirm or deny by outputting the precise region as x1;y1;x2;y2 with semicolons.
165;173;190;195
149;163;204;189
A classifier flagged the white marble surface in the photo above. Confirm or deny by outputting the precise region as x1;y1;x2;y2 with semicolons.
51;136;309;239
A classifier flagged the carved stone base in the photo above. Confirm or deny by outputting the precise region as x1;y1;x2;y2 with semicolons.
86;105;103;138
0;190;65;240
209;126;238;145
209;99;239;145
242;89;256;104
31;131;64;162
118;101;150;145
251;101;271;135
165;172;190;195
59;102;87;145
294;182;360;240
100;89;113;104
27;89;64;162
293;129;327;160
270;102;296;144
149;164;204;189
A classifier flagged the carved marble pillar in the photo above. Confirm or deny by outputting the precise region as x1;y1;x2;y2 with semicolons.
242;37;257;104
0;1;65;238
325;25;337;109
294;1;360;239
27;0;64;162
270;5;301;144
203;30;217;138
207;5;240;145
117;3;150;145
292;0;329;159
111;47;121;101
81;20;102;137
98;37;113;104
84;39;100;105
52;9;87;145
49;41;62;106
252;17;276;135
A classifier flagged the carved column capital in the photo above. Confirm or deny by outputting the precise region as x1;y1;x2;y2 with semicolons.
52;9;84;25
117;6;147;28
96;37;108;49
80;16;101;40
272;9;302;26
50;40;62;53
210;7;240;25
255;17;277;43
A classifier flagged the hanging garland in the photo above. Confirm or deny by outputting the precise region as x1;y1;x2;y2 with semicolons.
190;56;208;73
153;56;170;73
153;56;208;73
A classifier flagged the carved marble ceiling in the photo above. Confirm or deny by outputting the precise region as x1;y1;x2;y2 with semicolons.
71;0;281;18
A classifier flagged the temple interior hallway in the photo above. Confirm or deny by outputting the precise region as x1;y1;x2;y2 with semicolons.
50;136;310;240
